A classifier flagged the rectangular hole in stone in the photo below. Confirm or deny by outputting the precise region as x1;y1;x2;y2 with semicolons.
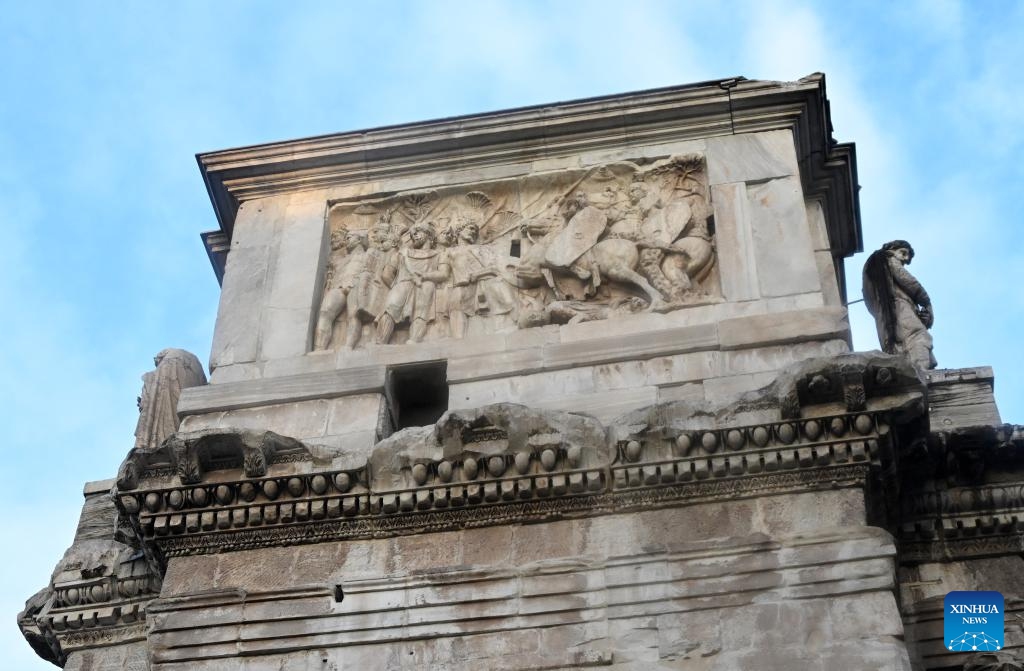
386;360;448;431
509;239;521;258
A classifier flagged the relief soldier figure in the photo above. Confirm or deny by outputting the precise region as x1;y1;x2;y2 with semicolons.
862;239;937;370
376;222;451;344
313;229;367;350
345;223;399;349
445;221;516;338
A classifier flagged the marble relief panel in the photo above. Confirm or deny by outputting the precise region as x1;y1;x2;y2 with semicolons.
313;154;720;350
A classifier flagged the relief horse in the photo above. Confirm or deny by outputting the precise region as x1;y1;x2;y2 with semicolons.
515;211;669;309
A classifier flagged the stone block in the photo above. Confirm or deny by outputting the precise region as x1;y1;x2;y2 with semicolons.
325;394;385;435
462;525;514;567
219;400;333;440
928;372;1002;430
593;360;648;391
645;351;719;386
711;182;760;302
578;138;706;168
535;386;658;423
82;478;115;496
178;365;386;415
805;198;830;250
512;520;580;564
719;340;848;377
390;530;465;572
177;411;227;433
747;176;821;297
311;430;378;462
262;351;336;379
208;362;261;384
447;347;546;383
231;197;284;250
545;323;719;369
717;306;849;351
503;323;561;350
512;367;596;399
448;377;515;410
703;372;777;405
658;382;705;404
706;129;799;185
557;309;673;343
657;610;723;660
815;250;843;306
161;554;222;597
258;307;312;361
210;245;270;368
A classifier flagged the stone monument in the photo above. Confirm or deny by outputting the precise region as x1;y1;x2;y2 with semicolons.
19;75;1024;670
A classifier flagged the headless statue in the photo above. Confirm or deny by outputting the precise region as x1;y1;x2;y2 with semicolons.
134;349;207;449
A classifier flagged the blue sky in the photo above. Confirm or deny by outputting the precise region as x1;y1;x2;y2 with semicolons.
2;2;1022;667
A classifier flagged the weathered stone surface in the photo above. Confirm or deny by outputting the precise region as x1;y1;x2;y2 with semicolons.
711;181;760;302
748;176;821;298
178;364;386;414
927;366;1001;430
209;244;270;369
706;129;800;185
718;306;848;351
815;249;843;305
369;403;609;491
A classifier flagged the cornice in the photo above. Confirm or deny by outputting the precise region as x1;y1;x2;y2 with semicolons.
198;74;860;283
117;410;887;559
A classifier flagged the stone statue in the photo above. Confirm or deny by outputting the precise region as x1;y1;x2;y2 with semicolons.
313;229;367;350
376;222;451;344
134;349;207;449
862;240;936;370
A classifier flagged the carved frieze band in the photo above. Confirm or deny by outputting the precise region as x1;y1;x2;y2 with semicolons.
899;482;1024;562
314;153;719;350
118;412;886;556
57;622;149;651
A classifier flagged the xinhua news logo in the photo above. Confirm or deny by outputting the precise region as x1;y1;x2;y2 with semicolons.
944;591;1004;652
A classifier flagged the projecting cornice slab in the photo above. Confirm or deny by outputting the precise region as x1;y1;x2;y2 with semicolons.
197;74;860;282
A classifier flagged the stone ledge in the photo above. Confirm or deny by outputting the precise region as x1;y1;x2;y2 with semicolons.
926;366;995;385
178;364;386;416
187;308;851;417
83;479;115;496
718;305;848;351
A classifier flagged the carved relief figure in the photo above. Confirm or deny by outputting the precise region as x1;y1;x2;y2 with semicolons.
519;296;647;328
315;153;718;348
862;240;936;370
134;349;207;449
376;222;451;344
345;223;399;349
313;229;367;350
446;221;517;338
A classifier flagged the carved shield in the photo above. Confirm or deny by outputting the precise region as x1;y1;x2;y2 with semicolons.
660;201;692;244
544;206;607;267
